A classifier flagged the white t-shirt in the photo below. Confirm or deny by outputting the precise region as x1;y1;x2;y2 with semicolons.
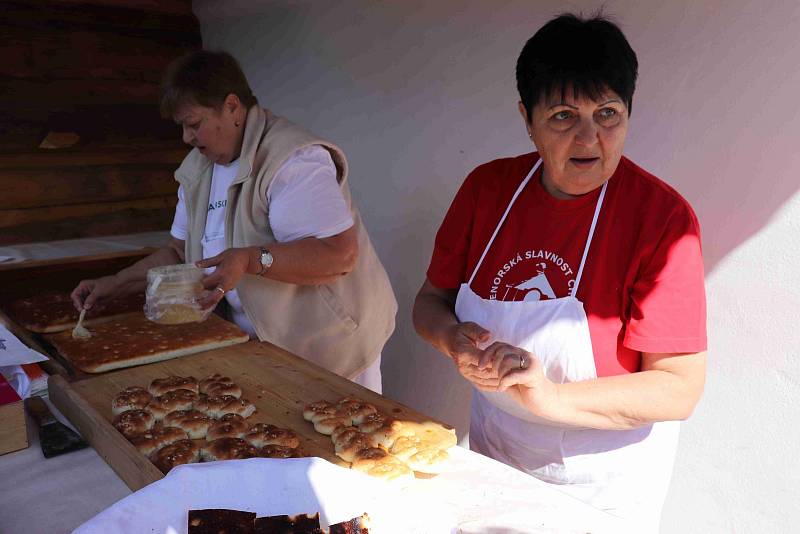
170;144;354;335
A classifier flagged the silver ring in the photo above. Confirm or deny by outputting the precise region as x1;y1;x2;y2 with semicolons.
519;353;527;370
215;286;226;295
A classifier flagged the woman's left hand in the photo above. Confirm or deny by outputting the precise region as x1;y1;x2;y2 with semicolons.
480;341;560;418
195;247;255;309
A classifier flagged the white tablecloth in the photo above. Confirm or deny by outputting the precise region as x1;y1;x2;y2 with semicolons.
0;404;625;534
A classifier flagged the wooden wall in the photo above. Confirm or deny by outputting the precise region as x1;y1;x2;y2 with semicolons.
0;0;201;245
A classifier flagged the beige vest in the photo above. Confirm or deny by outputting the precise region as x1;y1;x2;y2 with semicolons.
174;106;397;378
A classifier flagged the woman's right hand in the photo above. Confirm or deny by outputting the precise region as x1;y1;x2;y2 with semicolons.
70;275;123;312
444;322;500;390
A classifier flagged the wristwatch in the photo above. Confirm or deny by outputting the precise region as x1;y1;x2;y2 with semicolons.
257;247;273;275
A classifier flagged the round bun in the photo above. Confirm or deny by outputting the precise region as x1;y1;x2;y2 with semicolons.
201;437;258;461
368;419;414;449
199;373;234;393
147;389;198;420
332;427;375;463
335;400;378;426
196;395;256;419
112;409;155;438
129;426;188;456
258;444;305;459
163;409;212;439
148;376;198;396
207;413;249;441
313;416;350;436
204;382;242;398
111;387;153;416
303;401;337;422
244;423;300;448
150;439;200;474
356;412;387;433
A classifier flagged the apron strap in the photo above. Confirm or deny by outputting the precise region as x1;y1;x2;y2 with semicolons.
467;158;543;286
571;180;608;297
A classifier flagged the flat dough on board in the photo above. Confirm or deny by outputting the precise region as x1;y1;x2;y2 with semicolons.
5;291;146;333
44;313;249;373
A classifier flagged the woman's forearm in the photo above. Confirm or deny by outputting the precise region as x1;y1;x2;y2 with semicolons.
253;228;358;285
509;351;706;430
412;289;460;357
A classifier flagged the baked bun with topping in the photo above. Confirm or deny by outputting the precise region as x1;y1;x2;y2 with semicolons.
201;437;258;461
148;375;198;396
129;426;188;456
163;409;212;439
147;389;198;420
302;400;337;423
258;444;305;458
206;413;249;441
332;427;375;463
244;423;300;448
150;439;200;473
196;395;256;419
112;409;155;438
111;386;153;415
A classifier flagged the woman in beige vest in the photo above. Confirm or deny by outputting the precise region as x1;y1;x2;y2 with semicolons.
71;50;396;392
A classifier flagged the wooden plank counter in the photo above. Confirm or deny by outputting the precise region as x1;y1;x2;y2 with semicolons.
49;340;455;491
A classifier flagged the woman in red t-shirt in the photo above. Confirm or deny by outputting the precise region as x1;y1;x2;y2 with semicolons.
413;13;706;531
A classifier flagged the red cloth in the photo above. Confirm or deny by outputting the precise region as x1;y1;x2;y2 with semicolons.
427;152;707;376
0;374;21;405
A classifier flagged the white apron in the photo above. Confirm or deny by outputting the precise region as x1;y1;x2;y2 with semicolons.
455;159;680;532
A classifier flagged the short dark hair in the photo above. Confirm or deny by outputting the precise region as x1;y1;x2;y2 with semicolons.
516;13;638;121
160;50;258;118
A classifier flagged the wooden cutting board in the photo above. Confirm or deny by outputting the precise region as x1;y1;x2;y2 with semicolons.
49;340;455;491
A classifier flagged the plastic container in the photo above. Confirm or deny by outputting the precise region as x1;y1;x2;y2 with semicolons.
144;264;211;325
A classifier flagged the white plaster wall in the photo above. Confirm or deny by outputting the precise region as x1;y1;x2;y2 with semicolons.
194;1;800;532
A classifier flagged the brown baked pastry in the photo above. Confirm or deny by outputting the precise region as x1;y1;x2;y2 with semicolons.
148;376;199;396
196;394;256;419
356;412;387;433
302;400;338;423
335;400;378;426
188;509;256;534
147;389;198;420
332;427;375;463
111;386;153;416
243;423;300;449
112;409;155;438
163;409;212;439
258;444;305;459
254;513;320;534
201;437;258;461
313;416;351;436
204;381;242;399
351;447;413;482
129;426;188;456
329;513;371;534
150;439;200;474
367;418;415;449
206;413;249;441
198;373;233;392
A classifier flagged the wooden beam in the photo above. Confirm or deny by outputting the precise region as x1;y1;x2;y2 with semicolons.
0;166;178;210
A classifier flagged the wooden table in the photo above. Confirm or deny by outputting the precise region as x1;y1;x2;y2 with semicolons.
49;340;454;490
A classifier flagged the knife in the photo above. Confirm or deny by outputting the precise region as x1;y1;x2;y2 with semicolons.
24;396;88;458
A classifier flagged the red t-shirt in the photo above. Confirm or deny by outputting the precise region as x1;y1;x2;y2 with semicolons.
427;152;707;376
